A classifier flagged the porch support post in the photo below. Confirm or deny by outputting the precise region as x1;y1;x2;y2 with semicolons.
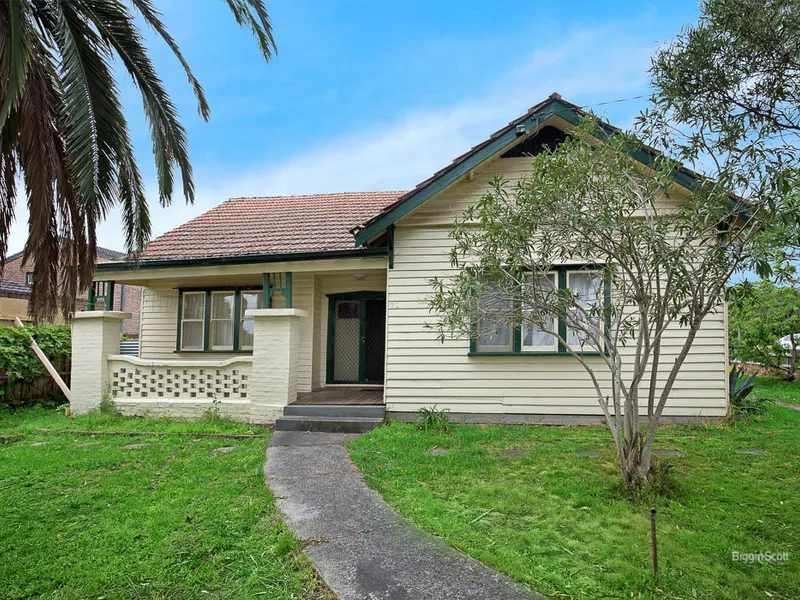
247;308;308;423
70;311;130;414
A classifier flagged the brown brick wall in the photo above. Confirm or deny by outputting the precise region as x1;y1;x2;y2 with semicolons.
2;253;141;337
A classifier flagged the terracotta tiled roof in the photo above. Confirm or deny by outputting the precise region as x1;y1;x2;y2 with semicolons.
137;192;404;261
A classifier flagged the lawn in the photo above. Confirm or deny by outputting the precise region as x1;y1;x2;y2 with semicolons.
754;375;800;406
0;406;327;600
349;380;800;600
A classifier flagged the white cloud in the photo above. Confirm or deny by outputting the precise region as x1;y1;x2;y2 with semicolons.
5;26;655;254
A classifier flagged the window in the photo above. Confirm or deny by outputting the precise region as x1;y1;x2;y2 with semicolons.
210;291;235;350
521;272;557;352
180;292;206;351
471;266;606;356
25;272;33;285
566;271;603;348
239;291;263;350
178;288;263;352
476;287;513;352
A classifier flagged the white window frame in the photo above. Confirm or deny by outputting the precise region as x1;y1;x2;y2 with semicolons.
209;291;236;351
238;291;263;351
475;289;513;353
521;271;558;352
566;270;604;349
180;291;206;351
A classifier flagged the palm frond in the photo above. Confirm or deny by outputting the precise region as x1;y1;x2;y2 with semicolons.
129;0;211;121
0;0;30;130
77;0;192;208
223;0;276;61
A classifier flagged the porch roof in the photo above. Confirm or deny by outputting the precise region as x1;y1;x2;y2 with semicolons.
102;192;403;269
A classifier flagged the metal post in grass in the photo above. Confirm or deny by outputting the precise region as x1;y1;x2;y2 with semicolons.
650;507;658;578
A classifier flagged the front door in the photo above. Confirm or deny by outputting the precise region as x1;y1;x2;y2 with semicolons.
327;293;386;384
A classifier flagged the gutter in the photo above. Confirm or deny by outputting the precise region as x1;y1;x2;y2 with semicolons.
95;247;389;273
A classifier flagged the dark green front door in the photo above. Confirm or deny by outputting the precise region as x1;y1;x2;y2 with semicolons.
327;292;386;384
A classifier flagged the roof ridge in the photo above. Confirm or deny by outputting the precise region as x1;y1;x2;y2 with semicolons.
227;191;407;201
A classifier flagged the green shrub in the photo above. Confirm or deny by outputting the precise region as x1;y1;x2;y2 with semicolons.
416;405;452;432
0;324;71;406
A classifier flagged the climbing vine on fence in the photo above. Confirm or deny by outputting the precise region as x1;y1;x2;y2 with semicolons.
0;324;71;404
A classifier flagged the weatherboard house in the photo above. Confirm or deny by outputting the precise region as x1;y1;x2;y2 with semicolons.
70;95;730;428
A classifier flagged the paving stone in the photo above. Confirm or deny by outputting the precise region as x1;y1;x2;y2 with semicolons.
573;449;599;457
503;449;526;458
123;443;147;449
653;449;682;457
425;447;449;456
212;446;235;453
30;441;47;447
736;448;766;455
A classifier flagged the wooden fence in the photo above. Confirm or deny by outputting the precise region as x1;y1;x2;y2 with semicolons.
0;356;71;405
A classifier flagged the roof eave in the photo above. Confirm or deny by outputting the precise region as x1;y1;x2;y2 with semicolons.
95;246;389;273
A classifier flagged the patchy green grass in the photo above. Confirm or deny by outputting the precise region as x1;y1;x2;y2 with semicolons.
350;399;799;600
0;407;326;599
754;375;800;406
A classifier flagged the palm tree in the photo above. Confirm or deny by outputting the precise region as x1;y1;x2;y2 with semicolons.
0;0;275;320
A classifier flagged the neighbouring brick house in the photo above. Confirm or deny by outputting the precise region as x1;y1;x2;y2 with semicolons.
2;246;142;337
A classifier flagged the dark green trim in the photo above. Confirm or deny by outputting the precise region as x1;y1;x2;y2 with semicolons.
557;269;568;353
387;224;395;269
354;97;739;246
177;285;261;292
469;351;604;357
262;274;269;308
327;291;386;301
233;290;241;351
203;291;212;351
96;247;389;272
174;350;253;355
285;272;292;308
326;298;336;384
325;292;387;385
175;290;184;352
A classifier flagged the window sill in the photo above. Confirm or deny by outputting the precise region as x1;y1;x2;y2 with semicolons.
468;351;604;357
174;350;254;355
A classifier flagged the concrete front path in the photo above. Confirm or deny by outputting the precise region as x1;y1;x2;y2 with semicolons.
266;431;545;600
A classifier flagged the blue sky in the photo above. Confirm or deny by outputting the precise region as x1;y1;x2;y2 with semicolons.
9;0;702;254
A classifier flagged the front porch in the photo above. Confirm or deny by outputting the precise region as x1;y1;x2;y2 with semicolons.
294;387;384;406
72;257;389;424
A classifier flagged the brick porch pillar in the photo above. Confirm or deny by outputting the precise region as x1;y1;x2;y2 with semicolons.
70;311;130;414
247;308;308;423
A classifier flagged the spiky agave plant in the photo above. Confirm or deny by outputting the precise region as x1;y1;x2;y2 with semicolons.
0;0;275;320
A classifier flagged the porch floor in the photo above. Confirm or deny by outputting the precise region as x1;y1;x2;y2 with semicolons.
293;388;384;406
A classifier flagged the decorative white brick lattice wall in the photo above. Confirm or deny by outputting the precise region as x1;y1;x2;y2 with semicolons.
108;356;252;401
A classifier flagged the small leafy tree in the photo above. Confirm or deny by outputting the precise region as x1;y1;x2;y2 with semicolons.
429;118;774;487
729;280;800;378
641;0;800;274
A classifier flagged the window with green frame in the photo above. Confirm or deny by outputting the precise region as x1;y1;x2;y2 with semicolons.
471;266;607;356
177;288;263;352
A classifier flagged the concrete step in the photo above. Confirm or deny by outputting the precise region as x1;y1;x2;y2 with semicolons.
283;404;386;419
274;415;384;434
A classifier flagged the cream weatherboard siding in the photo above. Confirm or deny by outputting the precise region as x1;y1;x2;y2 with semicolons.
383;156;730;418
